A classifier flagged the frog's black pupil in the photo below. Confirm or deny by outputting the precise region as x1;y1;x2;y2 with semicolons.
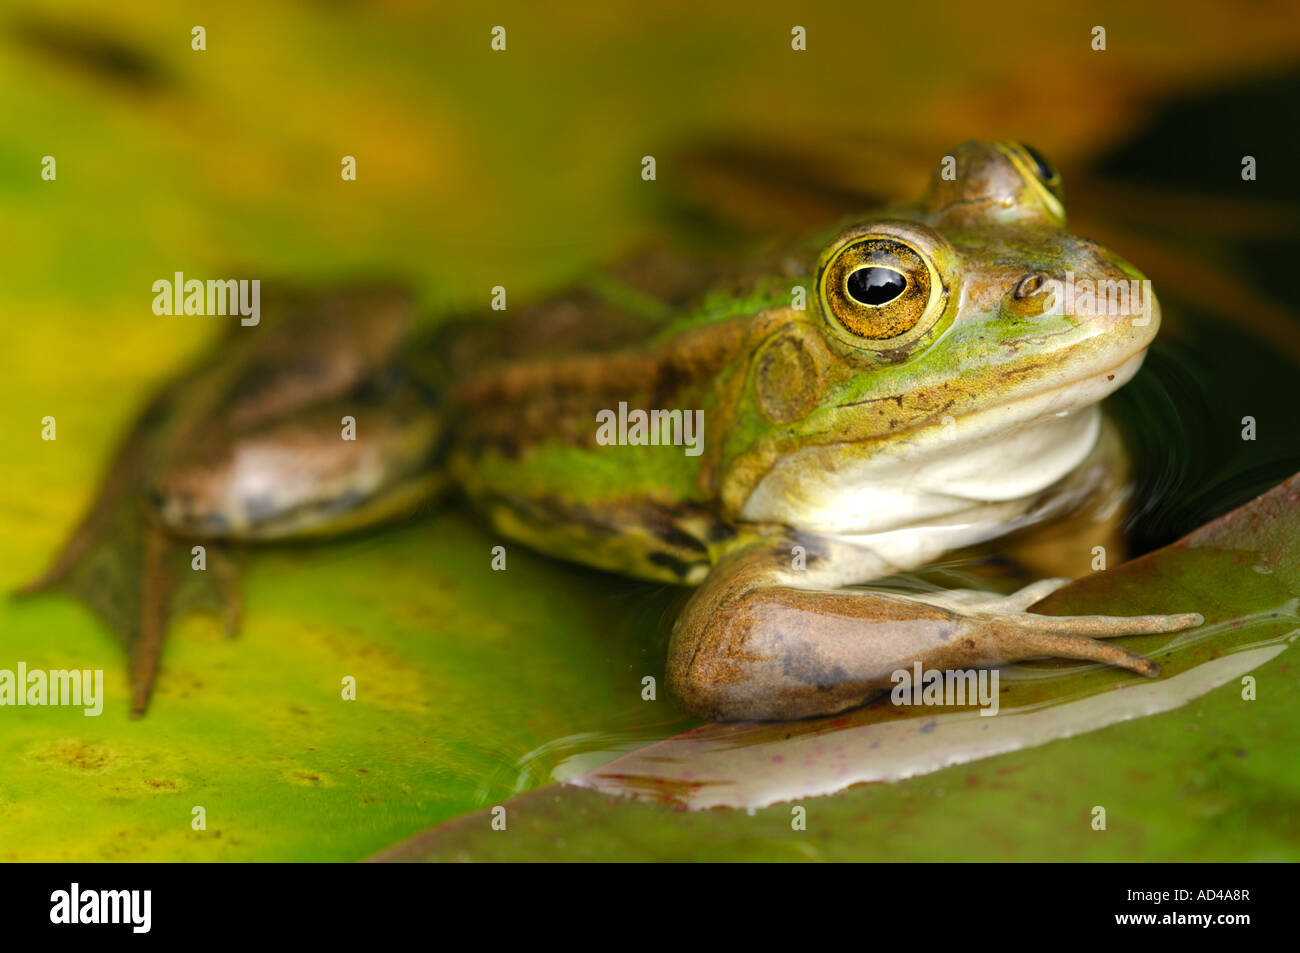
846;267;906;306
1021;143;1055;181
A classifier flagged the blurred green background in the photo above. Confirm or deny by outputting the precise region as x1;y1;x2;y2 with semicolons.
3;0;1300;860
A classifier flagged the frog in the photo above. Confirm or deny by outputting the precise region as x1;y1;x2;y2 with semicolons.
23;141;1202;719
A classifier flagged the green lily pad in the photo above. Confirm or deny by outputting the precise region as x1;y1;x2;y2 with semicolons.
2;510;679;860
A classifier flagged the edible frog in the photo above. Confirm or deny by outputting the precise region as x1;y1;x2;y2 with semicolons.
25;142;1202;718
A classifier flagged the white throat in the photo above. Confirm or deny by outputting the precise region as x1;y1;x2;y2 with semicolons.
740;350;1146;571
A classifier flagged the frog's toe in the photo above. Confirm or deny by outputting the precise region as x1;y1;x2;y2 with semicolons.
993;623;1162;677
213;552;243;638
909;578;1074;614
1011;610;1204;637
998;577;1073;611
989;609;1203;677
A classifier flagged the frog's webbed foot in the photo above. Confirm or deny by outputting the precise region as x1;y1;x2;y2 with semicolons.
172;541;242;639
905;577;1202;677
129;521;174;716
952;602;1202;679
667;546;1203;721
135;536;243;712
16;486;241;716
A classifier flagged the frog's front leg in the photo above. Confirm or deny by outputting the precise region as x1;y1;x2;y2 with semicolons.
667;539;1203;721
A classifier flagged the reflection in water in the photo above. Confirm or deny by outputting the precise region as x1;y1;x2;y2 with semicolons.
566;636;1293;810
475;719;695;808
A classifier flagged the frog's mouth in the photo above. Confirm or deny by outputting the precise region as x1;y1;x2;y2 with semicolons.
740;348;1149;537
899;346;1148;499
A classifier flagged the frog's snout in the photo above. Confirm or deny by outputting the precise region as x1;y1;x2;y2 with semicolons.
1093;246;1161;341
1039;240;1162;344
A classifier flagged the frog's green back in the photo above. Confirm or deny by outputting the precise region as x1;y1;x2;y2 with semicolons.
436;247;806;583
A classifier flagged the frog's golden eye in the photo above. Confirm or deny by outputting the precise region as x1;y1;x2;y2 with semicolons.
1011;142;1065;204
997;141;1066;222
1018;143;1059;185
846;267;906;306
816;233;944;346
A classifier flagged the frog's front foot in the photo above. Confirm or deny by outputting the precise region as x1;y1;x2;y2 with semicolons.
667;545;1203;721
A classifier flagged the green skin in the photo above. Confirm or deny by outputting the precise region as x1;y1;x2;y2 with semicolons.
27;141;1202;719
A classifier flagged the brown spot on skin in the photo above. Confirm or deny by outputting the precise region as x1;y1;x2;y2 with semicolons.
837;393;905;410
648;552;694;579
653;523;708;554
707;521;737;542
652;361;685;409
999;364;1039;379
